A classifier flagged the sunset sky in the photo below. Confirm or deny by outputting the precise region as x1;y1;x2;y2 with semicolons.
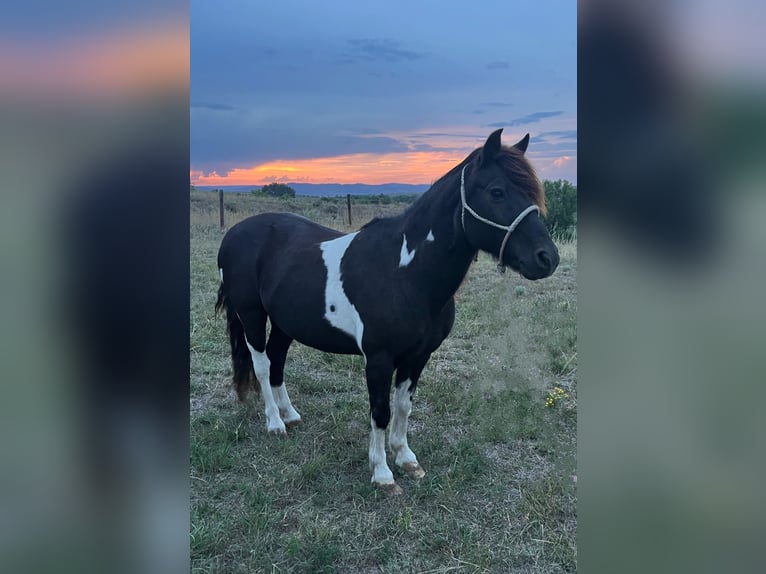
191;0;576;186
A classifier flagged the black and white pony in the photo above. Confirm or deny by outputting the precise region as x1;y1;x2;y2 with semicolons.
215;129;559;491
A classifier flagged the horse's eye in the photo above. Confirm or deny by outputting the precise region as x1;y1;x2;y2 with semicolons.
489;187;504;199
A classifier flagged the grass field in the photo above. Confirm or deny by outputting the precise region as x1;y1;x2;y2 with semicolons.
190;191;577;573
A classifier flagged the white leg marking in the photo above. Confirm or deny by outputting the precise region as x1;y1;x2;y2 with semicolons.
219;268;224;281
319;232;365;352
426;229;435;242
399;234;416;267
273;384;301;424
369;415;395;485
245;339;286;434
390;379;418;466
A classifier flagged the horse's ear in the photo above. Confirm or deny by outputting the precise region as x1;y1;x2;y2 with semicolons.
513;133;530;154
479;128;503;166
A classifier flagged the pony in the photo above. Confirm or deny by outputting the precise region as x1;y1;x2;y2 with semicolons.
215;129;559;492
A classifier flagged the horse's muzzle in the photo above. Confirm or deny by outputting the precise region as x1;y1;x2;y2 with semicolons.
518;245;559;279
535;247;559;276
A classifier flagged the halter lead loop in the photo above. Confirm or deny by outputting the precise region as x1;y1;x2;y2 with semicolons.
460;165;539;273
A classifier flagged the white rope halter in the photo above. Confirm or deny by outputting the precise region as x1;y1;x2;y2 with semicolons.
460;165;539;273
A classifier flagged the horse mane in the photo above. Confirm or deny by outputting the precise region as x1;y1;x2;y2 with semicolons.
495;146;547;216
406;145;547;216
360;216;384;230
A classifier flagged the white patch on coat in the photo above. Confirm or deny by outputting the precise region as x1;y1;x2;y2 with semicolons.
245;338;285;434
319;232;364;353
389;379;418;466
426;229;435;242
273;384;301;424
369;415;395;485
219;268;224;281
399;234;416;267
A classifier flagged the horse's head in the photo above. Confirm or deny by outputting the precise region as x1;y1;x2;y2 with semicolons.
460;129;559;279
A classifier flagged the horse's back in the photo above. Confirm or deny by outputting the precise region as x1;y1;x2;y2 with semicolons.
220;212;338;253
219;213;340;271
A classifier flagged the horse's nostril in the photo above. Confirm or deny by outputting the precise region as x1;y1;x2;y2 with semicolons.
536;249;551;269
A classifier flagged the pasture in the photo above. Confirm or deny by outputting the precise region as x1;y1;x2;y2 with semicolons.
190;190;577;573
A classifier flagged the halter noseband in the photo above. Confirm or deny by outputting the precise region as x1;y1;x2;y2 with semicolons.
460;165;540;273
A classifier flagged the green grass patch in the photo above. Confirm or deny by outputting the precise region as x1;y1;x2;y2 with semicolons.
190;412;250;473
190;195;577;573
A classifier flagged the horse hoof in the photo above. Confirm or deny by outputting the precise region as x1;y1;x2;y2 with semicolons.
268;427;287;437
376;482;403;496
284;418;302;428
402;462;426;480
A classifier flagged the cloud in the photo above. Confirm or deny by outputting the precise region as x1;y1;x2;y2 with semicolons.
344;38;427;63
191;150;465;185
410;143;439;151
344;127;387;135
528;141;577;154
530;130;578;144
353;136;410;153
191;129;412;175
538;155;577;183
191;102;235;111
536;130;577;140
486;61;509;70
487;110;564;127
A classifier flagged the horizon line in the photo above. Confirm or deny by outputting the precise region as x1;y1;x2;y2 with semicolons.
192;181;433;187
191;177;577;188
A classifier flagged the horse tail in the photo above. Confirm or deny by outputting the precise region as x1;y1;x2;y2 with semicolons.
215;281;257;400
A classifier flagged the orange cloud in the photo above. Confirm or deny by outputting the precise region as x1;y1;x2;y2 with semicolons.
191;150;466;186
0;20;188;99
552;155;573;168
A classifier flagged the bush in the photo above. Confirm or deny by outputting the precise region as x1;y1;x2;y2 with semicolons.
542;180;577;240
252;183;296;198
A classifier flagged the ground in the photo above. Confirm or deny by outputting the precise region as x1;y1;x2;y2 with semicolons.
190;191;577;573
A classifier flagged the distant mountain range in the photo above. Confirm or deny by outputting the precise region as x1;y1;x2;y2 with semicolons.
194;183;430;197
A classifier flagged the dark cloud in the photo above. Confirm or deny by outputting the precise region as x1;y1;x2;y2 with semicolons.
410;143;439;151
353;136;410;152
344;38;427;63
526;141;577;154
531;130;578;143
190;2;576;177
539;130;577;139
345;127;387;135
486;61;510;70
191;131;410;175
487;111;564;127
191;102;235;111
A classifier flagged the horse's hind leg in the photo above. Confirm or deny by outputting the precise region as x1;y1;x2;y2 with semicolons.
390;353;431;480
217;283;256;401
266;323;301;426
229;320;256;403
239;307;287;435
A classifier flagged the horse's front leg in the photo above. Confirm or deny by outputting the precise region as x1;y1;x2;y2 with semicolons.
365;353;400;493
389;378;424;478
389;355;430;480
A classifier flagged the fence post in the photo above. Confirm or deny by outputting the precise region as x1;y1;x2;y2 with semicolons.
219;189;224;229
346;193;352;226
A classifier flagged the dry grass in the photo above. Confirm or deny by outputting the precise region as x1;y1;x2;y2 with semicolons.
190;191;577;573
